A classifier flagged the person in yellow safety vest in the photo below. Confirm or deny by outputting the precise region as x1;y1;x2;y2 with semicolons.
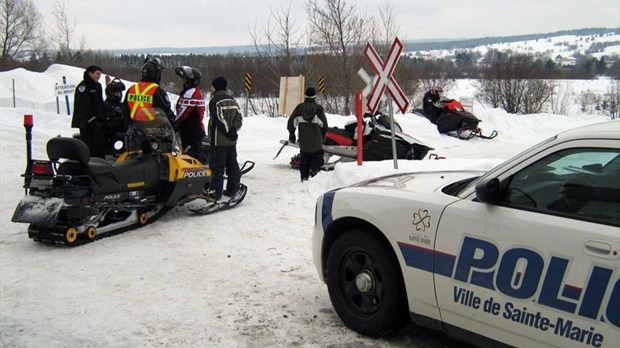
122;56;177;153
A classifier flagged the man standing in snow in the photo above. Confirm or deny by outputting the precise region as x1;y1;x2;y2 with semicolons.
72;65;106;158
287;87;328;181
175;66;206;161
207;76;243;202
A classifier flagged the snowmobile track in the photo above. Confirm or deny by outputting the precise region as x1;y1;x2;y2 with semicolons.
28;206;172;247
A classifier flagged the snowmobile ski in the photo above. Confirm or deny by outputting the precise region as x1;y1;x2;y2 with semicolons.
446;127;498;140
188;184;248;215
239;160;255;175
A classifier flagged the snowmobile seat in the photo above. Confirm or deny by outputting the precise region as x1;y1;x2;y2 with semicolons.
47;137;90;165
344;121;357;135
88;155;161;193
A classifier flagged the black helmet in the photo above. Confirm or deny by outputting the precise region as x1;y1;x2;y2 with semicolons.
175;66;202;87
105;78;126;102
141;56;164;83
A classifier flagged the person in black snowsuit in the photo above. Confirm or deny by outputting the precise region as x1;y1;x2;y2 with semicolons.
287;87;328;181
71;65;106;158
422;85;444;123
207;76;243;202
102;78;128;155
175;66;206;161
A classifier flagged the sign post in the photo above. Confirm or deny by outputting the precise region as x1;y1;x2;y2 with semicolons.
364;37;409;169
356;91;363;165
63;76;71;115
244;73;252;117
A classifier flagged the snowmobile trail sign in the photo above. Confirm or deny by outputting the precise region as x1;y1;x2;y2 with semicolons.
54;84;76;96
365;37;409;114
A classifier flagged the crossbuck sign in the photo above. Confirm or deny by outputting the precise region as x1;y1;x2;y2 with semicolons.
365;37;409;114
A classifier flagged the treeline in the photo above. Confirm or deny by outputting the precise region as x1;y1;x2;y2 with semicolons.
2;48;619;118
4;49;618;98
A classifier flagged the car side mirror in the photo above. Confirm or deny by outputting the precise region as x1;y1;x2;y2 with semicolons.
475;178;500;203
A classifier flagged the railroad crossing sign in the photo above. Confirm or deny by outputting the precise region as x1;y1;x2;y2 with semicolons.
244;73;252;92
364;37;409;114
358;68;386;101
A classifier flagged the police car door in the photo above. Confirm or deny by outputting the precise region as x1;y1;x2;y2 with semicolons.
433;140;620;347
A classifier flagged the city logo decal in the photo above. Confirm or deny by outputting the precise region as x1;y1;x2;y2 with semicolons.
412;208;431;232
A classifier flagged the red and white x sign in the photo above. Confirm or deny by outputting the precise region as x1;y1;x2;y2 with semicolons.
365;37;409;114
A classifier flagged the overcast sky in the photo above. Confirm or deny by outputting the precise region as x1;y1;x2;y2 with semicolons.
35;0;620;50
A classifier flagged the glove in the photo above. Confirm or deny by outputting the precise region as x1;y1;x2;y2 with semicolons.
289;132;296;144
90;120;103;134
227;128;238;141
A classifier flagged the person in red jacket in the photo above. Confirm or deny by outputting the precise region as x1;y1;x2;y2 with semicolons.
174;66;206;161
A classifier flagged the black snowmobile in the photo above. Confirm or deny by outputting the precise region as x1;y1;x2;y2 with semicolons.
12;113;253;246
414;99;498;140
275;111;433;170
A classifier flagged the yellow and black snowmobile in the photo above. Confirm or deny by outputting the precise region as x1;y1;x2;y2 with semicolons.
12;113;252;246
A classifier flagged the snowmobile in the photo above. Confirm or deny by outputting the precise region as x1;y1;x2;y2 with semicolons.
12;113;253;246
275;111;433;170
413;99;498;140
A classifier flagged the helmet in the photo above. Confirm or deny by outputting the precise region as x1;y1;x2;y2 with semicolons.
175;66;202;87
141;56;164;83
436;85;443;92
105;78;125;102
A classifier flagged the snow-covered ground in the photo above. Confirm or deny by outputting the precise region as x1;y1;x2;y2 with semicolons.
0;66;615;347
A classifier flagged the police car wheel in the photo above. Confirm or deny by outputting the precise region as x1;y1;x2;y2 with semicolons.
326;228;409;337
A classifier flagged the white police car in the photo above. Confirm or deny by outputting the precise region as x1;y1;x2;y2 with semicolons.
313;121;620;347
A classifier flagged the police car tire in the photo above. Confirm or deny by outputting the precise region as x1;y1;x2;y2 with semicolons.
326;228;409;337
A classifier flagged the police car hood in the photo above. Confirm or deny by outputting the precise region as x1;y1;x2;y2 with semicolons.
350;170;484;193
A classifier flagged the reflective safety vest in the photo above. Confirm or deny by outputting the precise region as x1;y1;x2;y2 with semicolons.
126;82;159;121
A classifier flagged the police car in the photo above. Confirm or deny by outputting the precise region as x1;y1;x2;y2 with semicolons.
313;121;620;347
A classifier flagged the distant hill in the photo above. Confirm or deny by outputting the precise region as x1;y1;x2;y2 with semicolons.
401;27;619;52
109;27;619;56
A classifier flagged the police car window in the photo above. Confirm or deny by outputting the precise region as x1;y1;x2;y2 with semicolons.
500;148;620;227
462;135;557;194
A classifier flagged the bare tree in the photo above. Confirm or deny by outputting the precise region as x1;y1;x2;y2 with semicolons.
0;0;45;61
50;0;86;64
549;81;574;115
373;0;402;56
578;90;600;114
306;0;372;114
477;55;555;114
602;79;619;119
249;0;303;89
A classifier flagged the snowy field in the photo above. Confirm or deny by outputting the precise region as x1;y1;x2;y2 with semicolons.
0;66;615;347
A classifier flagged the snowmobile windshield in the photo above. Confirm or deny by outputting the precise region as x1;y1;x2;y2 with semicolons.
127;113;179;154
